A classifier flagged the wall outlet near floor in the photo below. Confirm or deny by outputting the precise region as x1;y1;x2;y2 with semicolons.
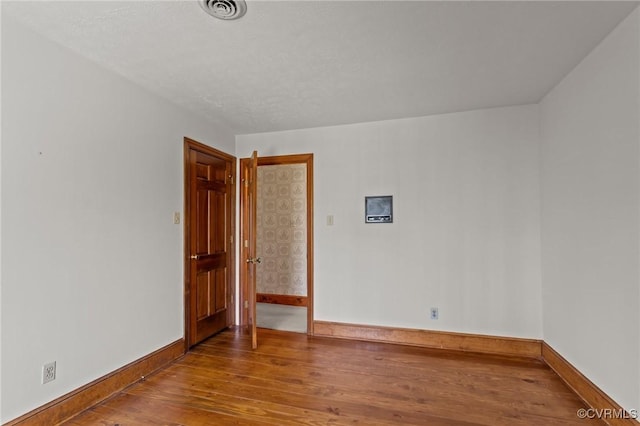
42;361;56;384
430;307;439;320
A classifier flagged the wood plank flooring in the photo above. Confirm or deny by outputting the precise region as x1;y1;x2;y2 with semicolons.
62;327;603;425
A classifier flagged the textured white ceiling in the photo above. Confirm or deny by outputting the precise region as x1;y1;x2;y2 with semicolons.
4;1;638;135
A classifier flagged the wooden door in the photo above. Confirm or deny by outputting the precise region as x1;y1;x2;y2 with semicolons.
184;138;236;348
240;151;259;349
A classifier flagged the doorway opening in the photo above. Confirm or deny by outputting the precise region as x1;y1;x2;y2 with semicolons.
240;153;314;337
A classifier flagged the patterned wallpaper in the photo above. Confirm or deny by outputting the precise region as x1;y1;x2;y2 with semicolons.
256;164;307;296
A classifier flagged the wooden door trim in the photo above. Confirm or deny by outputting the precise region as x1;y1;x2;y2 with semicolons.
184;137;236;350
240;153;314;335
239;158;248;326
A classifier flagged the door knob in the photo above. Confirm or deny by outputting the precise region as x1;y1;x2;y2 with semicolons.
190;254;200;260
246;257;262;264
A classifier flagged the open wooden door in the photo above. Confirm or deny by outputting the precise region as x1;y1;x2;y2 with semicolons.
241;151;259;349
184;138;236;349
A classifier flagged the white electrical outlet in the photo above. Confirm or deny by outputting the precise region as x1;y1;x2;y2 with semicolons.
173;212;181;224
42;361;56;384
430;307;439;320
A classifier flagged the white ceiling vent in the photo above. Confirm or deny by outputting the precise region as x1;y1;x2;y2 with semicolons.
199;0;247;20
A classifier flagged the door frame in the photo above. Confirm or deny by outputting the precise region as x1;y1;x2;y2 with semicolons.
239;153;314;335
183;137;236;350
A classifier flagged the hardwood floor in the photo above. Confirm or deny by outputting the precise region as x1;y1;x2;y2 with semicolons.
62;327;602;425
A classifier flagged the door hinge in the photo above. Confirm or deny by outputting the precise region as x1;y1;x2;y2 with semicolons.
244;300;249;309
228;175;234;185
230;235;233;245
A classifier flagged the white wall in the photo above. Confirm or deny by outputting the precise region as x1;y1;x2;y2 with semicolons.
540;8;640;413
237;104;542;339
0;5;4;421
1;17;235;422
